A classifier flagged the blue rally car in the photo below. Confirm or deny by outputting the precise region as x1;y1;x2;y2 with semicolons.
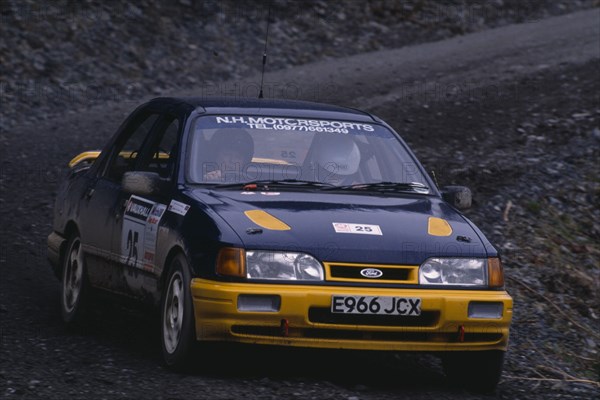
48;97;512;392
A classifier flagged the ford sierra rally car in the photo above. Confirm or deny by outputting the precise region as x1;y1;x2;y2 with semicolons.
48;96;512;392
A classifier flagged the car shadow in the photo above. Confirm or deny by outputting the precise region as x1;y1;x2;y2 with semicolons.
195;344;450;391
77;297;456;394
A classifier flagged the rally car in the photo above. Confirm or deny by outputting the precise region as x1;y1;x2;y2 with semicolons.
48;96;512;392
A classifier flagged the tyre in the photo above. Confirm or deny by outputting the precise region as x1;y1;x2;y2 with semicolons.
161;253;196;370
61;232;89;324
442;350;505;393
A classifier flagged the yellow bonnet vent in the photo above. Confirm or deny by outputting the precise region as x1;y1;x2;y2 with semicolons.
244;210;291;231
428;217;453;236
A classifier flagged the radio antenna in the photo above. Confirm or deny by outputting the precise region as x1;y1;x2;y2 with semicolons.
258;2;272;99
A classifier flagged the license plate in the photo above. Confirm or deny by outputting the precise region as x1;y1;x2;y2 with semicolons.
331;295;421;316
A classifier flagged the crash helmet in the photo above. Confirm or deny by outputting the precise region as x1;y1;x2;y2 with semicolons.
314;134;361;176
209;128;255;165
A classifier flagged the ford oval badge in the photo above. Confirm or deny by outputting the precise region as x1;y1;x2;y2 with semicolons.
360;268;383;278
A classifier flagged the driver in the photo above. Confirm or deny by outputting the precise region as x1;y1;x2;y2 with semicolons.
312;134;361;185
203;128;255;182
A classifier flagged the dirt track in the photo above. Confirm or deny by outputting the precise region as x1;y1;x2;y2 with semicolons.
1;8;599;400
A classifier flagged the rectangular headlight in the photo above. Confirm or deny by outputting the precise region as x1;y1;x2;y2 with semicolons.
246;251;324;281
419;258;486;286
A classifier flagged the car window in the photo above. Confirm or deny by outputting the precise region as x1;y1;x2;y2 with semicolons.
137;117;180;179
186;115;428;187
105;113;159;181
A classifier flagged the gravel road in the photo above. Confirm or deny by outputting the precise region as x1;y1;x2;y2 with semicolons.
0;8;598;400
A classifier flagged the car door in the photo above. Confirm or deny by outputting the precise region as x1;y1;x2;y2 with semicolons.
111;113;181;298
79;109;161;292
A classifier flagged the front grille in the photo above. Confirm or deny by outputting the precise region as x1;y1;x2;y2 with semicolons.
329;266;410;280
308;307;439;327
325;262;418;284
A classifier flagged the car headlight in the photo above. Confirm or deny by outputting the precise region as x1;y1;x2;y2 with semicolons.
216;247;324;281
419;258;487;286
246;251;324;281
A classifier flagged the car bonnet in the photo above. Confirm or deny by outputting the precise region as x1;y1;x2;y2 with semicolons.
188;188;489;265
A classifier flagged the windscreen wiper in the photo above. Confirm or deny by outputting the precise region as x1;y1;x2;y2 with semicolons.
326;181;430;193
213;179;337;189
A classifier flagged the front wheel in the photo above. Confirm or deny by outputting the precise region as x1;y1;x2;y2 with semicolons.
161;253;196;370
441;350;505;393
61;232;89;324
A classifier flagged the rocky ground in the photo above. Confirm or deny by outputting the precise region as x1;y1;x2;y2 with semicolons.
1;0;598;129
1;2;599;400
379;58;600;399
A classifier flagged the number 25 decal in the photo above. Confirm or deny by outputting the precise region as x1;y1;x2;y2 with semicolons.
281;150;297;159
126;229;139;266
355;226;372;232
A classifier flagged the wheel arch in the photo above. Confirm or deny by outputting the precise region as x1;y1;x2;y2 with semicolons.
59;221;80;274
64;220;80;239
159;243;198;369
159;245;187;293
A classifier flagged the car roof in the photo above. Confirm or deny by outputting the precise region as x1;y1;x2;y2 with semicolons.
148;96;379;122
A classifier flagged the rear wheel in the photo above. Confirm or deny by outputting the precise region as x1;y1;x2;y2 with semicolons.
161;253;196;370
441;350;505;393
61;232;89;324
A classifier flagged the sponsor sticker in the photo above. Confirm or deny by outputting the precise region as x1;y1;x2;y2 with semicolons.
332;222;382;235
142;203;166;270
122;196;167;271
215;116;375;134
260;192;280;196
168;200;191;216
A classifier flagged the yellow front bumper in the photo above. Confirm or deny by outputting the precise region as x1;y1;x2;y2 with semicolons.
191;278;513;352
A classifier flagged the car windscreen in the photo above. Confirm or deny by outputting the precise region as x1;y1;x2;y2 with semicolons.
186;115;429;189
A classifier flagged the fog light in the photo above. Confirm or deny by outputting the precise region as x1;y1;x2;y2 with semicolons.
468;302;503;319
237;295;281;312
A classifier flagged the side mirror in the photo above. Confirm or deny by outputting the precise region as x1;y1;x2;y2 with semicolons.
122;171;165;197
441;186;472;210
